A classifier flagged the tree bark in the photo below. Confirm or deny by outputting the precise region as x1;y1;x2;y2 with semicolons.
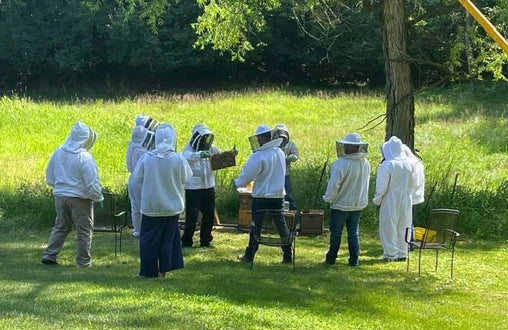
381;0;415;149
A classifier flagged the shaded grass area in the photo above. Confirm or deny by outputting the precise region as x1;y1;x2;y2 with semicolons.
0;227;506;329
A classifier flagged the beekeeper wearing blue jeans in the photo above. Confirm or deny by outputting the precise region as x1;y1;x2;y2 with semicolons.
322;133;370;266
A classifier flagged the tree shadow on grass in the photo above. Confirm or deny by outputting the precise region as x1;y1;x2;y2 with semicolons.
0;230;472;329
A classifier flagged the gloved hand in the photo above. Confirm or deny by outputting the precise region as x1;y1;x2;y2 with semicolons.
231;179;238;191
95;201;104;209
287;154;298;162
199;151;211;158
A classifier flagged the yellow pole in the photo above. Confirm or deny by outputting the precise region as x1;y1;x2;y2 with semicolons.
458;0;508;54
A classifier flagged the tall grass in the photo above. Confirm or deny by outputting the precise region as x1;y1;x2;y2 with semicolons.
0;83;506;238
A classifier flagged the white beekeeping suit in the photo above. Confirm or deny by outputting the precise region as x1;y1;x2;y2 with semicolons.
126;125;150;236
133;124;193;217
373;136;417;261
183;123;220;190
46;121;103;203
403;145;425;206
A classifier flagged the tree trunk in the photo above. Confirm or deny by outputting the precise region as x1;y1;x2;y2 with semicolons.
381;0;415;149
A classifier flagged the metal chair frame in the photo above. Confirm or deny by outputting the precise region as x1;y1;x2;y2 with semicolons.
405;208;460;278
251;208;299;272
93;192;127;257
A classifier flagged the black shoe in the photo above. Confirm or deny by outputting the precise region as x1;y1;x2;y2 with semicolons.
181;241;193;248
238;254;252;263
396;257;407;262
200;243;215;248
41;259;58;265
382;257;396;263
324;259;335;265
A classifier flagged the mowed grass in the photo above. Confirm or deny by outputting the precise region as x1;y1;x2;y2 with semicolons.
0;229;506;329
0;84;507;328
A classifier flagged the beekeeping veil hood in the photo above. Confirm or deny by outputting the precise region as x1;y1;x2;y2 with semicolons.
273;124;290;148
248;124;277;151
154;123;177;157
381;136;406;161
62;121;97;153
190;123;214;151
336;133;368;158
135;114;159;132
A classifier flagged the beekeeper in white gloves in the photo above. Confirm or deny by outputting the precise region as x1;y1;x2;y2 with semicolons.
42;121;103;268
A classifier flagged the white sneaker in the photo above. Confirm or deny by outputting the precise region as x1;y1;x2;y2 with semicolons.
132;231;140;237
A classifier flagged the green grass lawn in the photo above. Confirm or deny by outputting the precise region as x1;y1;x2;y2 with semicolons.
0;83;507;328
1;83;507;238
0;228;506;329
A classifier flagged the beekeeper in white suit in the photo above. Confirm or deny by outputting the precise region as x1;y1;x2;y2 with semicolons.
126;125;150;237
42;121;103;268
181;123;221;248
273;124;299;210
322;133;370;266
403;145;425;206
133;123;193;278
373;136;417;262
402;145;425;245
235;125;292;264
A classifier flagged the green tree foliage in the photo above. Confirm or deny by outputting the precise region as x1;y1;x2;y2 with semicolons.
192;0;280;61
0;0;506;88
408;0;507;85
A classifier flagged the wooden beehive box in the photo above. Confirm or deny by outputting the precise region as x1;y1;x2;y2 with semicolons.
237;209;252;232
239;192;252;210
237;209;296;233
299;209;324;235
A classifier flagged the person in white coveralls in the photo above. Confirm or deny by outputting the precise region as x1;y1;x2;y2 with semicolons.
373;136;417;262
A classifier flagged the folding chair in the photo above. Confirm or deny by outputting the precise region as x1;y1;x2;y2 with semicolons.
405;208;460;278
251;209;298;272
93;192;128;257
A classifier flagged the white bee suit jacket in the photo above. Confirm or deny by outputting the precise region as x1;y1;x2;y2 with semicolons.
126;126;149;174
323;153;371;211
402;145;425;205
133;124;193;217
235;138;286;198
46;122;103;202
183;144;220;190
